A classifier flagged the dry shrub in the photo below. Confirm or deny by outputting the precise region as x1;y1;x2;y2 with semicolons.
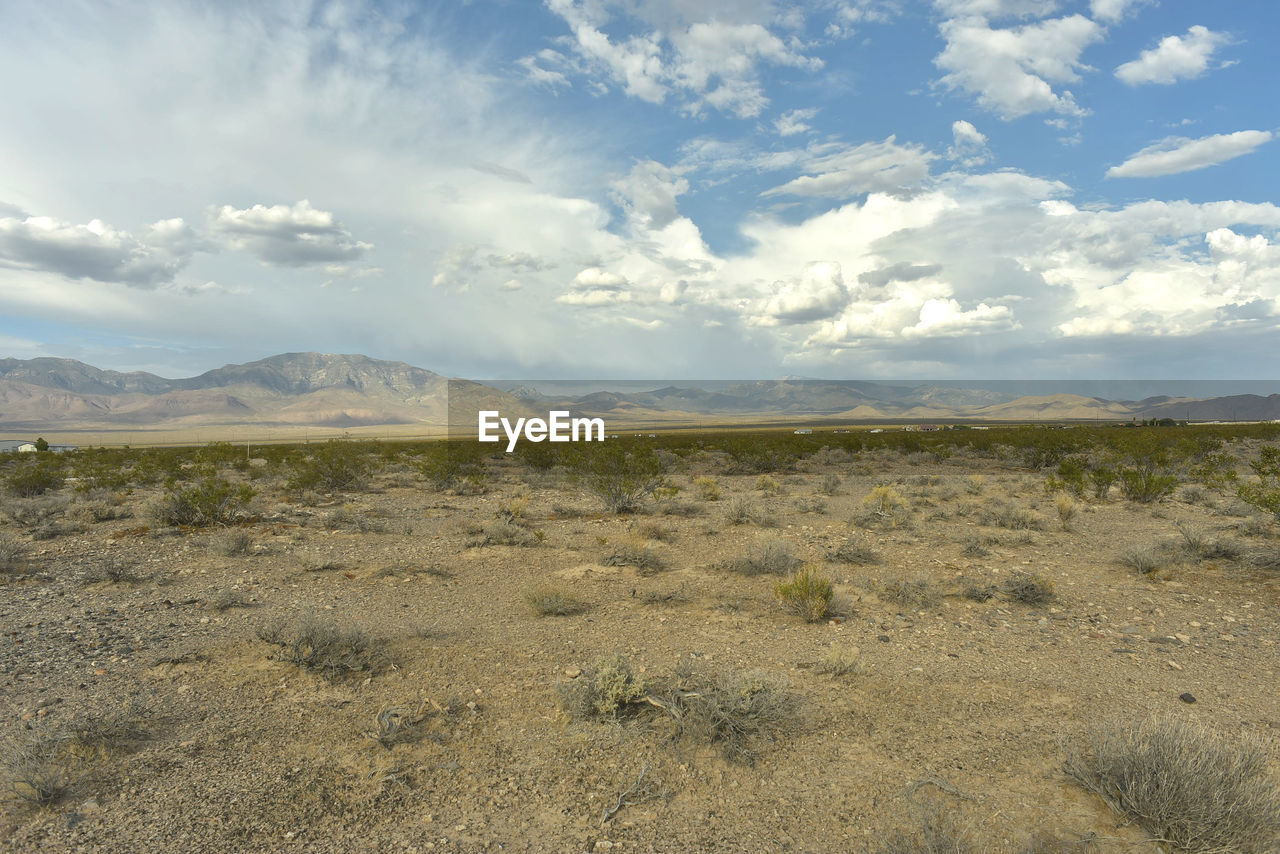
827;541;882;565
1;723;69;805
1064;715;1280;853
258;614;389;680
1055;494;1078;530
693;476;722;501
0;535;25;574
878;574;942;609
523;585;587;616
725;496;775;527
718;538;800;576
466;519;541;547
1001;570;1055;606
601;543;667;574
209;528;253;556
815;645;866;677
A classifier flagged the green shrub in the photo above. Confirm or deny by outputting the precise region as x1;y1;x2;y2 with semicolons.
287;439;376;492
774;565;834;622
150;469;254;527
1238;445;1280;520
1120;468;1179;503
558;654;648;719
572;442;667;513
4;457;64;497
1089;466;1118;499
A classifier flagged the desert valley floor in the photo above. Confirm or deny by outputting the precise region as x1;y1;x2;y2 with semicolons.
2;442;1278;852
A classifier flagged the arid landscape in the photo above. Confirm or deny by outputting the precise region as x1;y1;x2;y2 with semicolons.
2;427;1279;852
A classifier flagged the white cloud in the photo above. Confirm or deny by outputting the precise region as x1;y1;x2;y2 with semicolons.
1107;131;1274;178
753;261;851;326
947;120;992;167
0;213;193;287
611;160;690;232
934;0;1060;18
935;14;1103;120
525;2;822;118
209;200;372;267
774;107;819;137
1115;25;1231;86
1089;0;1149;23
762;137;934;199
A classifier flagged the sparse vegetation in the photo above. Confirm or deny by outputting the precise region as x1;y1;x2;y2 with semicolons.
208;528;253;556
725;495;775;526
1117;545;1171;575
558;654;648;719
0;535;25;574
1000;570;1055;606
827;540;881;565
1065;715;1280;853
718;538;801;576
150;469;254;527
2;724;70;805
601;543;667;574
523;585;587;616
693;476;722;501
878;574;942;609
258;614;389;680
773;565;834;622
816;644;865;676
572;442;668;513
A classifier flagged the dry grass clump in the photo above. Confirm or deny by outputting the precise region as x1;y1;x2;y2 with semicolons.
827;540;882;565
211;589;254;611
818;473;842;495
1117;545;1175;575
855;485;912;529
1248;547;1280;571
815;644;866;677
466;519;542;548
1000;570;1055;606
81;558;150;586
258;614;389;680
874;806;976;854
523;585;588;616
773;565;834;622
208;528;253;557
961;579;998;602
1054;494;1078;530
558;654;648;720
601;543;667;574
724;496;776;527
979;500;1045;530
877;573;943;609
62;702;150;757
1064;715;1280;853
755;474;782;496
655;661;800;765
2;723;70;805
632;519;675;542
0;535;26;574
693;476;722;501
718;538;801;576
1175;525;1244;562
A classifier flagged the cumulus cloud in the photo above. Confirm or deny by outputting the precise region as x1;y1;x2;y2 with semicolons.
209;200;372;267
947;120;992;167
935;14;1102;120
524;1;822;117
934;0;1060;18
1115;25;1232;86
0;213;194;287
753;261;851;326
611;160;690;232
1107;131;1274;178
762;137;933;199
859;262;943;288
774;107;819;137
1089;0;1149;23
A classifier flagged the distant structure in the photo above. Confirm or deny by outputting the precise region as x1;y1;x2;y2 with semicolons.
0;439;78;453
793;428;813;435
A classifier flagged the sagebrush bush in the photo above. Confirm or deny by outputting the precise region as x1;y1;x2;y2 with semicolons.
725;496;775;527
466;519;541;547
773;565;833;622
258;614;389;680
815;645;865;677
655;661;799;765
558;655;647;719
718;538;800;576
601;543;667;574
1065;715;1280;853
1117;545;1171;575
878;574;942;609
523;585;587;616
209;528;253;556
1001;570;1055;606
827;541;881;565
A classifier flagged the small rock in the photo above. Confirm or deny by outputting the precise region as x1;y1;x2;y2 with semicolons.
1166;660;1183;671
877;635;890;643
564;667;581;679
1179;692;1196;704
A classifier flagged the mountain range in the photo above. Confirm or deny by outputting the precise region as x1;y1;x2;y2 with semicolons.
0;353;1278;439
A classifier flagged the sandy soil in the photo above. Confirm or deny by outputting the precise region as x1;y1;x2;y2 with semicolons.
2;447;1278;852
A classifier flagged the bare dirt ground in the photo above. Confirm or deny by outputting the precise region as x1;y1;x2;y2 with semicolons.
2;446;1278;852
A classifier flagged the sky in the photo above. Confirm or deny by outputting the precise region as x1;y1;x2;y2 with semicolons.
0;0;1278;381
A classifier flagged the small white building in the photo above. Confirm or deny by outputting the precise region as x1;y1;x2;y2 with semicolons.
793;428;813;435
0;440;37;453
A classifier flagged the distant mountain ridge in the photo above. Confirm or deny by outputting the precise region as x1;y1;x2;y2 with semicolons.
0;353;1278;433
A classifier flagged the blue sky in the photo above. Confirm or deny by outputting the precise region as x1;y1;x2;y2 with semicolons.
0;0;1278;381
